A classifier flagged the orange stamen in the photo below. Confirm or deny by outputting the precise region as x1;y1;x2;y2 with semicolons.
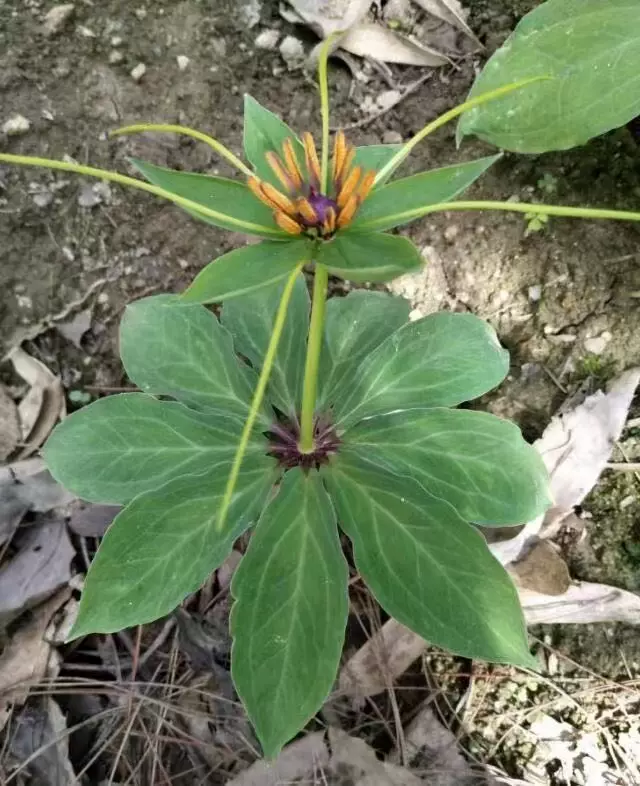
260;181;298;215
323;206;336;235
356;170;376;203
266;151;294;192
337;165;362;209
337;195;358;228
335;147;355;190
332;130;347;183
302;132;321;190
274;211;303;235
282;139;303;189
247;176;270;206
297;197;317;223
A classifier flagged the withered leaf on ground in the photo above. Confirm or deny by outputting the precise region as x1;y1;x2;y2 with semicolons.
0;518;75;627
283;0;371;38
329;727;422;786
8;697;76;786
66;502;120;537
521;581;640;625
227;731;329;786
411;0;480;43
340;22;450;65
0;383;20;461
509;541;571;596
55;307;92;350
0;589;70;732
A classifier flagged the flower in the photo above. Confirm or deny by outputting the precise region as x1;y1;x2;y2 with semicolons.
247;130;376;238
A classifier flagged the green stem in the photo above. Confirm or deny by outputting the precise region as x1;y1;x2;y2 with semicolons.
109;123;253;177
353;199;640;232
374;75;551;185
217;263;304;533
299;264;329;453
318;36;334;193
0;153;285;237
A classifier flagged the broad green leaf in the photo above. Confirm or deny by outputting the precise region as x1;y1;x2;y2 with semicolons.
348;156;501;232
120;295;257;417
243;94;307;187
353;144;400;185
316;232;422;283
345;409;550;526
325;455;536;668
70;455;277;637
182;238;312;304
129;158;286;239
43;393;252;505
231;468;348;757
318;290;410;408
333;312;509;427
222;274;310;417
456;0;640;153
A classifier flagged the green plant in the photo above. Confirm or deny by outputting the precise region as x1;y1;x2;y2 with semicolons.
3;0;640;757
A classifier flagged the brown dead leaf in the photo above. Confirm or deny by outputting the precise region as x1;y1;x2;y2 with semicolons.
341;22;450;65
67;502;120;537
0;384;20;461
339;618;426;697
8;697;76;786
9;347;65;459
227;731;329;786
521;581;640;625
510;541;571;596
411;0;480;43
0;588;70;731
55;307;92;349
329;727;422;786
283;0;371;38
0;518;75;627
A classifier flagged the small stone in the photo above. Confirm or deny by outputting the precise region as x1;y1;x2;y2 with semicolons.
109;50;124;64
176;55;190;71
279;35;305;67
2;114;31;136
42;4;75;36
110;35;123;46
620;494;636;510
78;181;112;208
32;188;53;208
97;292;109;305
254;29;279;50
130;62;146;82
443;224;459;243
376;89;401;111
240;0;262;28
584;331;612;355
528;284;542;302
135;7;147;20
382;129;402;144
41;108;55;121
178;258;189;270
77;25;96;37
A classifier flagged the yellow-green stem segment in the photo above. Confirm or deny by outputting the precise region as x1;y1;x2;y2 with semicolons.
216;264;304;533
0;153;285;237
318;35;336;193
298;263;329;453
109;123;253;177
353;199;640;232
374;76;551;185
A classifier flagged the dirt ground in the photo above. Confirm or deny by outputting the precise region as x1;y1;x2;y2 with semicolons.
2;0;640;782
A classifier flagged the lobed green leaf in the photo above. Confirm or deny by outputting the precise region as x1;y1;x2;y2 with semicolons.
182;238;312;304
315;232;422;283
70;455;277;637
43;393;252;505
243;95;307;187
344;408;551;526
456;0;640;153
348;155;501;232
129;158;286;238
333;312;509;428
231;468;348;757
325;455;536;668
222;274;310;418
120;295;258;417
318;290;410;408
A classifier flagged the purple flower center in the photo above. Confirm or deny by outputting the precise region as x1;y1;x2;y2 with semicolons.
267;413;340;470
307;190;338;224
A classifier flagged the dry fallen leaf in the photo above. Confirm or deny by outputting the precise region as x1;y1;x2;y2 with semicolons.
0;588;70;731
340;22;450;65
510;540;571;596
521;581;640;625
0;518;75;627
9;347;65;459
55;307;92;349
8;697;76;786
66;502;120;537
411;0;480;43
329;727;422;786
0;384;20;461
339;618;426;697
227;731;329;786
283;0;371;37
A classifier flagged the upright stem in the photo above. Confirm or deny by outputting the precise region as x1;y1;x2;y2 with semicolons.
216;264;304;533
299;264;329;453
